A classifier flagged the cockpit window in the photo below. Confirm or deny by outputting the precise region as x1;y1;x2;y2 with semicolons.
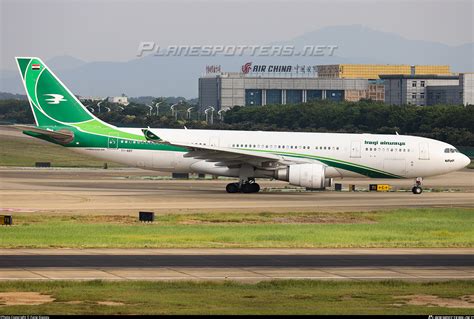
444;148;459;153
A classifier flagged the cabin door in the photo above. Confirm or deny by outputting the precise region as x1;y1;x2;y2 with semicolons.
350;141;361;158
419;142;430;160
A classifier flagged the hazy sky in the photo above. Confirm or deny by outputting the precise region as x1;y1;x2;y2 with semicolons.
1;0;472;70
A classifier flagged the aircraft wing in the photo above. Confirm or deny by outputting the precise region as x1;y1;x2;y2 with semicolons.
142;128;310;169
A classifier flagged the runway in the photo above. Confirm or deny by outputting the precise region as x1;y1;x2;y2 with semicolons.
0;167;473;215
0;249;473;282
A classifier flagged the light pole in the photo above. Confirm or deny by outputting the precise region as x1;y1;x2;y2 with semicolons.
98;99;105;114
87;106;95;113
218;109;225;121
155;101;163;116
170;101;182;121
205;106;215;125
186;107;194;120
146;104;153;116
105;107;111;113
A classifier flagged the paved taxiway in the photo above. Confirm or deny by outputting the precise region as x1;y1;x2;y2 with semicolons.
0;249;472;282
0;167;472;215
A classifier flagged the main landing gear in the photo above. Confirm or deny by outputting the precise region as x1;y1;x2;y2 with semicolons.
412;177;423;194
226;178;260;193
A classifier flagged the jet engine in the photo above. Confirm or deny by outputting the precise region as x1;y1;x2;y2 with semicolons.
274;163;331;189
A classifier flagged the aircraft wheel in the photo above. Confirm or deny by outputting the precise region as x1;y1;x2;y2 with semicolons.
241;183;253;193
253;183;260;193
412;186;423;194
241;183;260;193
226;183;240;193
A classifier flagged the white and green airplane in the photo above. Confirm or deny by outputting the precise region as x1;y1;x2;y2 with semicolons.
15;57;470;194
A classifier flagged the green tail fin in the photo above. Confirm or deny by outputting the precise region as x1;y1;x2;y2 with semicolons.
16;57;97;127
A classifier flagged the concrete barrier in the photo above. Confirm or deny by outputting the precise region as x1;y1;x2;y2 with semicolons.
0;215;12;225
139;211;154;222
172;173;189;179
35;162;51;168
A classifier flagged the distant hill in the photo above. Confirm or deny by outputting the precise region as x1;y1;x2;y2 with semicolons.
46;55;86;71
274;25;474;68
1;25;472;97
0;92;26;100
0;91;197;106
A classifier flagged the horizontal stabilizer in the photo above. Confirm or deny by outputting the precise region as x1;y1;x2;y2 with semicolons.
13;125;74;143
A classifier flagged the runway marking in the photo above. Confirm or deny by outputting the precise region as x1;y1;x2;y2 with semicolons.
98;268;128;280
24;268;50;280
163;267;201;280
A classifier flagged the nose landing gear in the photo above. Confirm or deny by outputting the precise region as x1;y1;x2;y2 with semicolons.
226;178;260;193
412;177;423;194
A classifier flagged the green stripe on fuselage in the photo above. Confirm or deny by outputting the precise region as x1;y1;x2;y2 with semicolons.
31;124;401;178
240;148;402;179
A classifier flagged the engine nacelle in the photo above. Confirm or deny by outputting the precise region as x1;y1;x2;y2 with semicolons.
275;163;330;189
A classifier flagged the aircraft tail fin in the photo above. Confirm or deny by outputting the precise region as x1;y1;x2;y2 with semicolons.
16;57;98;127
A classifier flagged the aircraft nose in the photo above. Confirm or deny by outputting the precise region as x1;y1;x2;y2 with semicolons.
461;154;471;168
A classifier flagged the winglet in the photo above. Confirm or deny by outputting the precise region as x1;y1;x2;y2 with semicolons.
142;128;162;141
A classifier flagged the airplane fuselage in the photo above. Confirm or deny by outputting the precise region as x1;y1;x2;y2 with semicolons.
71;128;469;179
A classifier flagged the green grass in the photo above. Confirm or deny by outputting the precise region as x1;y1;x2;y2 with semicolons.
0;134;122;167
0;280;472;314
1;208;473;248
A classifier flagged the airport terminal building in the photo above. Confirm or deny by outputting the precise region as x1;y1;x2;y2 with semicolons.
199;72;379;111
381;73;474;106
316;64;451;79
199;63;471;110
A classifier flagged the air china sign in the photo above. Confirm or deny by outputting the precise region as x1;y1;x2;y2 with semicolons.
241;62;316;74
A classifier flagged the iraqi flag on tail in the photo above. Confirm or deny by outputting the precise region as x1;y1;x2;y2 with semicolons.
31;64;41;70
